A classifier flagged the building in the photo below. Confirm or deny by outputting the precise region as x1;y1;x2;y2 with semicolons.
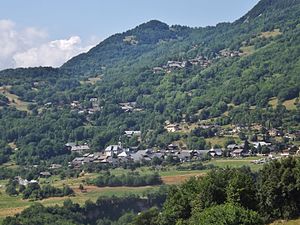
104;144;123;157
124;131;141;137
231;149;246;157
166;124;180;132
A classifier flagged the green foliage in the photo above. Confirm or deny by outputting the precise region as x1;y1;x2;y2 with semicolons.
21;183;74;200
4;158;300;224
132;207;159;225
0;0;298;166
189;203;263;225
257;157;300;220
89;172;162;187
0;94;9;106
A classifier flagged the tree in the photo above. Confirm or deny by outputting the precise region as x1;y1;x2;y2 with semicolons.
5;184;18;196
79;184;84;191
132;207;159;225
257;157;300;220
226;168;257;210
189;204;263;225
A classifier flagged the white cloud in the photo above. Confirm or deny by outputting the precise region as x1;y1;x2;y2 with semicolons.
0;19;98;70
13;36;94;68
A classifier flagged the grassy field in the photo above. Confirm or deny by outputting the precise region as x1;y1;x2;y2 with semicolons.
80;76;102;85
205;136;240;148
204;157;263;171
283;98;297;110
269;97;298;110
0;86;31;112
0;158;265;221
260;29;282;38
240;45;255;55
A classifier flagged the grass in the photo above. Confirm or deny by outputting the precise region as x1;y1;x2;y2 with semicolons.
260;29;282;38
270;218;300;225
0;86;31;112
269;97;279;108
268;97;298;110
0;158;266;220
204;157;264;171
0;183;158;220
205;137;240;148
240;45;255;55
80;76;102;85
283;98;297;110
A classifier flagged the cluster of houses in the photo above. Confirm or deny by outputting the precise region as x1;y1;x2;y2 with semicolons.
219;49;242;57
70;143;215;167
152;49;242;74
70;97;102;115
153;56;212;74
69;137;300;168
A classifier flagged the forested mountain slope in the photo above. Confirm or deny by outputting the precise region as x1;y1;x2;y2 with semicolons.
0;0;299;165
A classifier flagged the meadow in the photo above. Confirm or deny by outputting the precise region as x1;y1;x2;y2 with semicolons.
0;157;264;221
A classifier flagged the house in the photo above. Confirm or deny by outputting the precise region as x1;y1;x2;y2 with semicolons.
16;177;38;186
252;142;271;149
208;149;223;157
167;144;179;150
44;102;52;107
40;172;51;178
152;151;165;160
195;150;210;158
167;61;185;69
281;149;290;157
227;144;241;151
166;124;180;132
153;67;164;74
124;131;141;138
268;128;281;137
177;150;192;162
231;149;246;157
119;102;137;112
104;144;123;157
117;151;129;158
72;157;85;167
49;164;62;169
70;101;80;108
131;149;153;162
70;144;90;154
90;97;98;102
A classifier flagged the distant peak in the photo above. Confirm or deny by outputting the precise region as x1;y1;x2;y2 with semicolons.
135;20;169;30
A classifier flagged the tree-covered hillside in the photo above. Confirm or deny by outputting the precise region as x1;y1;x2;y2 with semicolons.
0;0;299;165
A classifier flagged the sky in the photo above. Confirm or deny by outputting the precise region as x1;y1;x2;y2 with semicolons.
0;0;260;70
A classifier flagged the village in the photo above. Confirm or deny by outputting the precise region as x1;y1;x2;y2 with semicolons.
67;123;300;168
152;48;242;74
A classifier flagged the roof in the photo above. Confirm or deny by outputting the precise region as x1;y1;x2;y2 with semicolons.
177;151;191;159
71;145;90;151
131;149;152;162
118;151;128;157
65;142;76;147
124;131;141;135
105;145;121;152
40;172;51;176
72;157;84;162
232;149;244;154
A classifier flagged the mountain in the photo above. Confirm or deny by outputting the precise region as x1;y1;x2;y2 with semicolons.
62;20;191;76
0;0;299;165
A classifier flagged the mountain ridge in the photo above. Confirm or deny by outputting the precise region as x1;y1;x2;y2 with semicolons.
0;0;298;165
